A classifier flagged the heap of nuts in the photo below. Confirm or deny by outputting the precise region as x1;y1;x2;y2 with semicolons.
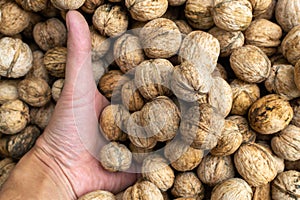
0;0;300;199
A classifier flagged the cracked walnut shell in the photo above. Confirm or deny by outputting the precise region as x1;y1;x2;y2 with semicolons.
44;46;67;78
78;190;115;200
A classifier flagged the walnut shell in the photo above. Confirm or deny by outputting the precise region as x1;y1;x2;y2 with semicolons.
272;170;300;200
0;100;30;135
248;94;293;134
114;33;145;73
249;0;272;17
0;37;33;78
18;78;51;107
121;80;145;112
212;0;253;32
254;0;276;20
211;178;253;200
141;96;180;142
291;98;300;127
0;1;30;36
294;60;300;90
129;143;153;163
123;181;163;200
211;63;228;80
171;172;204;199
252;183;271;200
26;50;50;84
281;25;300;65
230;79;260;115
139;18;182;59
30;102;54;130
44;46;67;78
125;0;168;22
0;158;15;188
91;27;110;62
230;45;271;83
33;18;67;51
50;0;85;10
197;155;235;187
78;190;115;200
142;154;175;191
15;0;48;12
275;0;300;32
51;79;64;102
99;141;132;172
168;0;186;6
184;0;214;30
99;104;129;142
180;103;225;150
208;26;244;57
92;4;128;38
0;80;19;104
164;138;204;172
134;59;173;100
81;0;104;14
234;143;278;187
174;20;193;36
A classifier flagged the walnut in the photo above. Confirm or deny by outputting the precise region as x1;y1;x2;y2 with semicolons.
121;80;145;112
123;180;164;200
0;80;19;104
184;0;214;30
208;26;244;57
51;79;64;102
125;0;168;22
208;77;232;117
171;172;204;199
44;46;67;78
0;1;30;36
197;154;235;187
139;18;182;59
168;0;186;6
275;0;300;32
211;119;243;156
212;63;228;80
265;64;300;100
91;27;110;62
255;0;276;20
92;4;128;38
230;79;260;115
252;183;271;200
33;18;67;51
99;104;129;142
234;143;278;187
15;0;47;12
281;25;300;65
164;138;204;171
99;141;132;172
272;170;300;200
26;50;50;84
134;59;173;100
30;102;54;130
0;100;30;135
271;125;300;161
212;0;253;32
248;0;272;17
245;19;282;56
141;96;180;142
291;98;300;127
0;37;33;78
81;0;104;14
50;0;85;10
248;94;293;134
129;143;153;163
179;31;220;73
174;20;192;36
230;45;271;83
142;154;175;191
171;61;213;102
180;103;225;150
78;190;115;200
211;178;253;200
0;125;40;159
0;158;15;188
114;33;145;73
18;78;51;107
295;60;300;91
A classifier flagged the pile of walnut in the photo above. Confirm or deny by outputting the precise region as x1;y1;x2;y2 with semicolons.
0;0;300;199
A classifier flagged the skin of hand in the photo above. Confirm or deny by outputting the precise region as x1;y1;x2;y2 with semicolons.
0;10;138;199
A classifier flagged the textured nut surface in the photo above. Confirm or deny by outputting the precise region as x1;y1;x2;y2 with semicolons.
281;25;300;65
174;20;193;36
252;183;271;200
0;37;33;78
44;46;67;78
212;63;228;80
81;0;104;14
234;143;278;187
294;60;300;91
78;190;115;200
99;142;132;172
51;79;64;102
16;0;48;11
255;0;276;20
33;18;67;51
30;102;55;130
249;0;272;17
248;94;293;134
50;0;85;10
91;27;110;62
275;0;300;32
0;100;30;135
0;158;15;188
0;80;19;104
121;80;145;112
129;143;153;163
291;98;300;127
26;50;50;84
272;170;300;200
124;180;163;200
210;178;253;200
230;45;271;83
125;0;168;22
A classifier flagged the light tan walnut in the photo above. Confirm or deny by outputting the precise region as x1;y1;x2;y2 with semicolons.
15;0;48;12
0;158;15;188
281;25;300;65
248;94;293;134
255;0;276;20
275;0;300;32
174;20;192;36
44;46;67;78
0;80;19;104
212;63;228;80
123;181;163;200
291;98;300;128
0;100;30;135
121;80;145;112
249;0;272;17
197;154;235;187
129;143;153;163
50;0;85;10
252;183;271;200
91;27;110;62
78;190;115;200
81;0;104;14
51;79;64;102
30;102;55;130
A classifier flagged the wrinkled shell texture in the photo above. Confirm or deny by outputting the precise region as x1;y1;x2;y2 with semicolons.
125;0;168;22
197;155;235;187
294;60;300;91
91;28;110;62
50;0;85;10
121;80;145;112
78;190;115;200
0;158;15;188
227;115;256;143
44;47;67;78
272;170;300;200
99;142;132;172
51;79;64;102
234;143;278;187
123;181;163;200
15;0;48;12
26;50;49;84
248;94;293;134
81;0;104;14
230;45;271;83
0;37;33;78
30;102;54;129
249;0;272;17
281;25;300;65
174;20;193;36
210;178;253;200
0;80;19;104
0;100;30;135
275;0;300;32
252;183;271;200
